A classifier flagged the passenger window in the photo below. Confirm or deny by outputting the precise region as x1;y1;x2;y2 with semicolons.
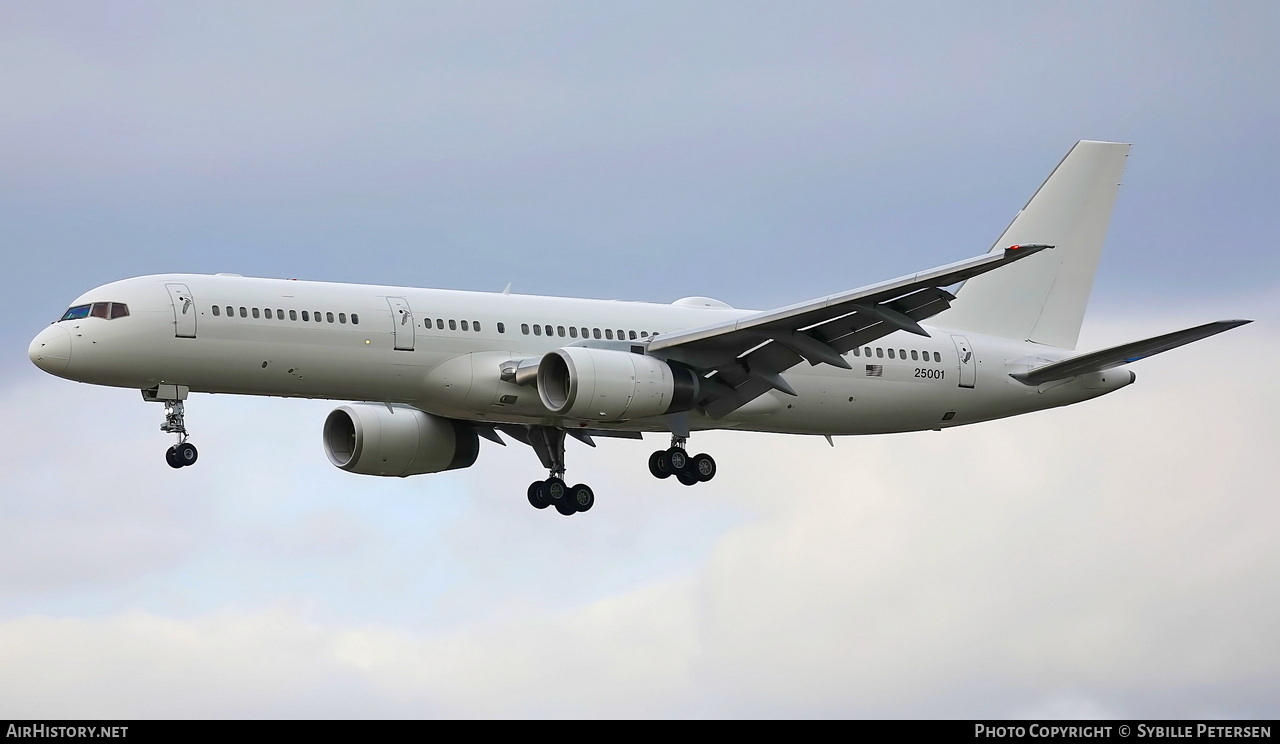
640;331;649;338
225;306;233;317
240;307;248;318
352;314;359;325
212;305;221;317
262;309;271;319
593;328;601;339
473;321;480;332
290;310;297;321
497;322;505;334
90;303;110;319
605;329;613;340
900;349;906;359
934;352;941;363
557;326;565;337
436;319;444;330
278;309;285;319
461;320;469;331
302;311;309;321
581;327;589;338
864;347;871;356
544;325;552;336
315;311;322;322
449;319;457;330
339;313;347;324
629;331;637;340
569;327;578;338
888;349;895;359
533;324;542;336
876;348;883;358
521;323;529;335
326;312;334;323
252;308;260;319
852;348;859;357
109;303;129;319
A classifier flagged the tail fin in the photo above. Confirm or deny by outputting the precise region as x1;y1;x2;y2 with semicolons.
933;140;1130;350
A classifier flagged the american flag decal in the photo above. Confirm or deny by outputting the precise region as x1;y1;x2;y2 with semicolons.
865;364;883;377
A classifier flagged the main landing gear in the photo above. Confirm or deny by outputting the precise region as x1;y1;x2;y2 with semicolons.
516;427;714;515
648;435;716;486
524;427;594;516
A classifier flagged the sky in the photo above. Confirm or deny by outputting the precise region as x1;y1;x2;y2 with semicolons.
1;1;1278;719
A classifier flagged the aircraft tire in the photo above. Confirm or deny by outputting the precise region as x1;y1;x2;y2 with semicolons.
666;448;688;473
649;450;671;479
176;442;198;467
691;453;716;482
570;484;594;512
528;481;550;509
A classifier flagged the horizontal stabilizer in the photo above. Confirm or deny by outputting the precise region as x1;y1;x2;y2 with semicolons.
1011;319;1251;385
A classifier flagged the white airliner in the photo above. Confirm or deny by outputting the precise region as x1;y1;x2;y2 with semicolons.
28;141;1249;515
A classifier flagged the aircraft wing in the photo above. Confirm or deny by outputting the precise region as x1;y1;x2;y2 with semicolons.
648;244;1053;418
1010;319;1251;386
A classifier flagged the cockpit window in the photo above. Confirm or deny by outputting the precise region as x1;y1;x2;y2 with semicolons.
59;302;129;322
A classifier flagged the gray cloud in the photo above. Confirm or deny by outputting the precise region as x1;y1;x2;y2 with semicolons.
0;302;1274;717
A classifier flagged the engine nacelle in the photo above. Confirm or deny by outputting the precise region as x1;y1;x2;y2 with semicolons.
323;404;479;477
537;347;698;421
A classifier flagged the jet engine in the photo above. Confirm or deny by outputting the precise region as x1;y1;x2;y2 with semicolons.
536;347;698;421
323;404;479;477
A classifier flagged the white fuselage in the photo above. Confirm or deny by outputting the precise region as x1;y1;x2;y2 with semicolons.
28;273;1135;436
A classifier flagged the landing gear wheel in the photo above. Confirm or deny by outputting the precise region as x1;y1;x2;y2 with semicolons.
554;500;578;516
545;477;566;503
691;453;716;482
569;484;595;513
676;471;699;486
175;442;198;467
165;446;182;469
649;450;672;479
527;481;550;509
666;447;688;473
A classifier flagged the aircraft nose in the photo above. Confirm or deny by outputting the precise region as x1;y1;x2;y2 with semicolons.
29;325;72;375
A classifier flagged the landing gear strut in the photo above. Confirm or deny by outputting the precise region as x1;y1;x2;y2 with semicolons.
525;426;593;516
145;386;198;469
648;434;715;486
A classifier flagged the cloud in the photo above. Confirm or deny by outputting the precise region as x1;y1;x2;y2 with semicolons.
1;301;1275;718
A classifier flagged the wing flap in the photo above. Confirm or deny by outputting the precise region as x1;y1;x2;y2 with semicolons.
649;244;1053;418
650;245;1050;355
1011;319;1251;386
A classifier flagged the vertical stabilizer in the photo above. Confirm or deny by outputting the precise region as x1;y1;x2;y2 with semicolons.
932;140;1129;350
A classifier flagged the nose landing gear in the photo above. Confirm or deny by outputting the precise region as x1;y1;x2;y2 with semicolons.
161;399;198;469
144;386;198;469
